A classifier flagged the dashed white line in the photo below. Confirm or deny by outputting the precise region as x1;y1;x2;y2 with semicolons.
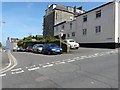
67;59;75;62
42;64;53;68
11;70;24;74
11;68;22;71
28;67;40;71
0;73;6;77
55;61;66;64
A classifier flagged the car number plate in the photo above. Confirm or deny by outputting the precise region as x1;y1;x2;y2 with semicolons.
56;50;60;52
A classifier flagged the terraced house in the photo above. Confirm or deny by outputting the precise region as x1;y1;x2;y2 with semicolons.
54;1;120;48
43;4;85;38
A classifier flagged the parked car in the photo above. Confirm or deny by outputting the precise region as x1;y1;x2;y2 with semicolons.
17;46;25;52
42;43;62;55
32;44;43;53
64;39;79;49
26;46;33;52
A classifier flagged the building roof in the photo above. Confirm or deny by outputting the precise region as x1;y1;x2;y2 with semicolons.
76;1;113;17
54;21;66;27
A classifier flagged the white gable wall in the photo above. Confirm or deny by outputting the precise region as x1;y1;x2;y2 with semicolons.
76;2;115;43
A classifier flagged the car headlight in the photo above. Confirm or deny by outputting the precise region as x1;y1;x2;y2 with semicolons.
60;48;62;50
51;49;56;51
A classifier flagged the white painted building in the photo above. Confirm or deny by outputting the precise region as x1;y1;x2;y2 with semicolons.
6;37;19;51
54;1;120;48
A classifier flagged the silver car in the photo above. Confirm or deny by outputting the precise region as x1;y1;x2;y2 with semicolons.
32;44;43;53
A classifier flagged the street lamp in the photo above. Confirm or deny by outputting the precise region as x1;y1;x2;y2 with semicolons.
59;30;64;48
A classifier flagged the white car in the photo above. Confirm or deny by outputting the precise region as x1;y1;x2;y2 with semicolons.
32;44;43;53
64;39;79;49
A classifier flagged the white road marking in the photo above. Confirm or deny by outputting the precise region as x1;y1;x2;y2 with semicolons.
85;55;93;58
73;57;80;60
7;50;117;76
11;68;22;71
0;73;6;77
42;64;53;68
55;61;66;64
67;60;75;62
11;70;24;74
26;65;36;69
28;67;40;71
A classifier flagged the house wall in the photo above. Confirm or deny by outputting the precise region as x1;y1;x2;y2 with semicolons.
54;2;119;48
75;2;115;44
43;12;55;38
54;10;74;25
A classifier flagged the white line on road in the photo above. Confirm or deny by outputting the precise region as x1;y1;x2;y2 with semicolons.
0;73;6;77
11;70;24;74
42;64;53;68
11;68;22;71
28;67;40;71
55;61;66;64
67;60;76;62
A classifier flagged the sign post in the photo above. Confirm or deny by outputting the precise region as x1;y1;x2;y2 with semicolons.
59;30;64;48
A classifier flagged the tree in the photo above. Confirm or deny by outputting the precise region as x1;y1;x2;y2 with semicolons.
0;42;2;47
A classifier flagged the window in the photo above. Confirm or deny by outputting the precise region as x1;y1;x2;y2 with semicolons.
83;29;87;35
95;26;101;33
70;23;72;29
96;10;101;18
72;32;75;37
67;34;70;37
83;15;87;22
62;24;64;30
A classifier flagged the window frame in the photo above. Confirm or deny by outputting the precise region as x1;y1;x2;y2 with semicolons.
95;26;101;34
83;29;87;35
70;23;72;29
83;15;87;22
72;32;75;37
96;10;101;18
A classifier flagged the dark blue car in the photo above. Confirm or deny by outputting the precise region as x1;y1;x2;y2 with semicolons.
42;43;62;54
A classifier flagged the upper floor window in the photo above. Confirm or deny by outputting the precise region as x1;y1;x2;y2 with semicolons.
95;26;101;33
83;15;87;22
96;10;101;18
67;33;70;37
61;24;64;30
70;23;72;29
83;29;87;35
72;32;75;37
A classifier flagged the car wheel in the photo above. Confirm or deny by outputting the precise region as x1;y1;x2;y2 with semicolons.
76;47;79;49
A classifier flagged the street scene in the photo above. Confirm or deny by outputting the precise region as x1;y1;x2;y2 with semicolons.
1;0;120;89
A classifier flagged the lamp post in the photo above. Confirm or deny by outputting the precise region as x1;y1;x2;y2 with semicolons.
59;30;64;48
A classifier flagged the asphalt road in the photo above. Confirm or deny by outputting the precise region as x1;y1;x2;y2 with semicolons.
1;48;119;88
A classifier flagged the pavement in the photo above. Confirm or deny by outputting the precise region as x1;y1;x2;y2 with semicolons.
1;47;119;88
0;51;9;70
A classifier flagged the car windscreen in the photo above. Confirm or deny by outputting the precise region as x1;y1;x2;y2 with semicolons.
69;40;75;42
37;45;43;47
49;44;59;47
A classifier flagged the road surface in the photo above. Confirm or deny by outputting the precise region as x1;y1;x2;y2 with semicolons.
1;48;119;88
